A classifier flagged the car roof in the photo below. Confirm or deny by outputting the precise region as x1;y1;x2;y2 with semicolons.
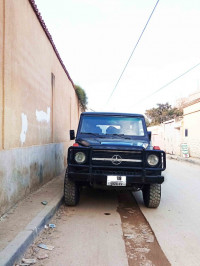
81;112;144;118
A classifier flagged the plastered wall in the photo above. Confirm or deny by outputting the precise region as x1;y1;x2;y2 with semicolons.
0;0;3;150
183;102;200;158
3;0;80;149
149;121;183;156
149;100;200;158
0;0;80;215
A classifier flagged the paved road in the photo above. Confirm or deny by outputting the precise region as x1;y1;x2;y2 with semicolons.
134;159;200;266
24;190;129;266
23;189;169;266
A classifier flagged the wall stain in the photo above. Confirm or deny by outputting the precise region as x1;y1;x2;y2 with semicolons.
0;171;7;215
64;155;67;167
30;162;43;190
0;143;66;216
39;164;43;183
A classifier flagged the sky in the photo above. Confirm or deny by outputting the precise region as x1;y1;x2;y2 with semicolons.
34;0;200;114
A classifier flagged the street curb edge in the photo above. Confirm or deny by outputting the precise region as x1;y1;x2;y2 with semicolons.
0;195;63;266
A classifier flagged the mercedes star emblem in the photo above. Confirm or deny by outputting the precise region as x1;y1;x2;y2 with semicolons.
111;155;122;165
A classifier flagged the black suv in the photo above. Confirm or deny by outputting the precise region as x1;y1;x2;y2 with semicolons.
64;112;166;208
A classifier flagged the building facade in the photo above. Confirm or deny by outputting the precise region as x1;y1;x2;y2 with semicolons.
149;92;200;159
0;0;80;215
183;94;200;158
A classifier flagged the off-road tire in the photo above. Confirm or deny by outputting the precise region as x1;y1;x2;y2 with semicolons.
142;184;161;208
64;170;80;206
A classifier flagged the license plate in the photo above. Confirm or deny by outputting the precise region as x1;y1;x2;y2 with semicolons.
107;176;126;186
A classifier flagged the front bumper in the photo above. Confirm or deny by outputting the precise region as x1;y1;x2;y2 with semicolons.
68;171;164;187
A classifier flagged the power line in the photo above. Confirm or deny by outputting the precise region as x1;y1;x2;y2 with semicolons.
132;62;200;106
106;0;160;105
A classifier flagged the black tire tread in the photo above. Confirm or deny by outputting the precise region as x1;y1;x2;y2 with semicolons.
143;184;161;208
64;171;79;206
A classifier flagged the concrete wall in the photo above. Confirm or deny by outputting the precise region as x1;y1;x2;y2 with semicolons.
183;101;200;158
163;120;183;156
0;0;80;215
149;125;164;150
149;119;183;156
0;0;3;150
149;99;200;159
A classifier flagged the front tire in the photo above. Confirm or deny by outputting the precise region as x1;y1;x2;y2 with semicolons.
64;170;80;206
142;184;161;208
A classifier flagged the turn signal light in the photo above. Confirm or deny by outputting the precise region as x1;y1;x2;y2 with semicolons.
153;146;160;150
73;143;79;147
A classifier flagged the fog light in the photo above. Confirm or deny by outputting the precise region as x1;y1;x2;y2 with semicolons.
75;152;86;164
147;154;159;166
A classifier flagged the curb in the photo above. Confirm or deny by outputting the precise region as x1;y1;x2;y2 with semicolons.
167;154;200;166
0;194;63;266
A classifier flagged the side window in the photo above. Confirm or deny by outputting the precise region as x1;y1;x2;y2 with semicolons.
138;120;144;136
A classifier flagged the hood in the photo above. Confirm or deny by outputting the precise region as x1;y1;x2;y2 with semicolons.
77;137;149;149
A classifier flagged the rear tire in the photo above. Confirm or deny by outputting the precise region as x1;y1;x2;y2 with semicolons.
64;170;80;206
142;184;161;208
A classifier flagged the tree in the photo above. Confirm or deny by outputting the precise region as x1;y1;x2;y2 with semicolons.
145;102;183;126
74;85;88;111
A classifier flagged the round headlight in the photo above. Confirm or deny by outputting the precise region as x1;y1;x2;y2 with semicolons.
147;154;159;166
75;152;86;164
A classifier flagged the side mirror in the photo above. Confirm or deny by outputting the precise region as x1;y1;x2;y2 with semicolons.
70;130;75;140
147;131;151;141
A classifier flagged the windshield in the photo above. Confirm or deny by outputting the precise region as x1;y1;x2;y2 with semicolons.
80;116;145;137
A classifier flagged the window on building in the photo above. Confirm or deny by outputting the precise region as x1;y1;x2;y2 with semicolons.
185;129;188;137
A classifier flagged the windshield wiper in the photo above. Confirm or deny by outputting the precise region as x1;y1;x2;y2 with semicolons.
82;132;104;138
108;134;131;140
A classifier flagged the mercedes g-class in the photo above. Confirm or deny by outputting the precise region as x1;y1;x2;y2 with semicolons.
64;112;166;208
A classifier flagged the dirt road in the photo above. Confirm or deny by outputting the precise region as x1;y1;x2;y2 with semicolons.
22;189;169;266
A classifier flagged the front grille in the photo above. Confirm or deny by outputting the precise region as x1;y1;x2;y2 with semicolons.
92;149;143;167
93;169;142;176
